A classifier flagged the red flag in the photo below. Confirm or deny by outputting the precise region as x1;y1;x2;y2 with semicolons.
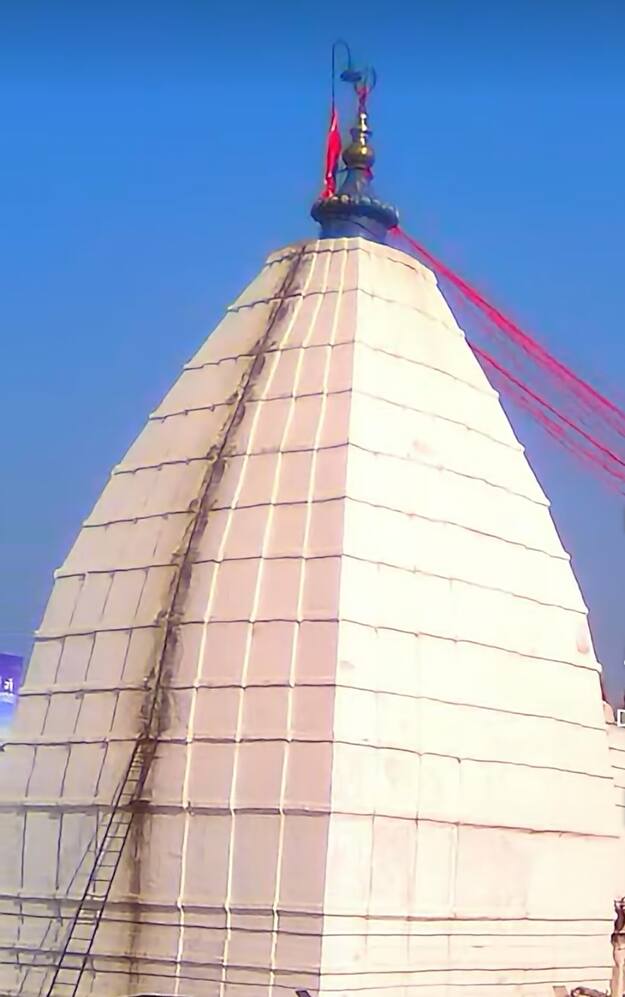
321;106;341;199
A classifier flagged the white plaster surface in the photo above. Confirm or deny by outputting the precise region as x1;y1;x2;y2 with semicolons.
0;237;620;996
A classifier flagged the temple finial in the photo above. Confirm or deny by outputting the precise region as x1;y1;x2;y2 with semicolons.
311;46;399;245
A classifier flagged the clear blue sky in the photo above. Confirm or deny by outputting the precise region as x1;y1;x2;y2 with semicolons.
2;2;625;699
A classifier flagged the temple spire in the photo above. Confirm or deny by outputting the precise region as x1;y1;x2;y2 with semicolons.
311;46;399;245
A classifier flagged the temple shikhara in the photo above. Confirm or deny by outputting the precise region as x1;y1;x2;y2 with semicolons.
2;46;625;997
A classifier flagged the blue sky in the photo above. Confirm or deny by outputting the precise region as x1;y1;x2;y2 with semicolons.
2;2;625;698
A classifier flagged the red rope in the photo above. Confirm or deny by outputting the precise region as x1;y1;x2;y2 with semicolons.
472;344;625;475
474;344;625;491
389;224;625;494
392;226;625;439
507;390;625;494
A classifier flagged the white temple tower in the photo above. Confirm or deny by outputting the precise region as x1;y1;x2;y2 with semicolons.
0;64;621;997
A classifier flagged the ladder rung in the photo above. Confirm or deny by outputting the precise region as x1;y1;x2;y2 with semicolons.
57;960;83;970
69;927;94;939
65;942;90;955
106;827;130;836
62;943;87;956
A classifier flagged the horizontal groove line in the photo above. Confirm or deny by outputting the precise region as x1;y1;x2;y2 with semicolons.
2;948;614;977
261;240;436;284
2;734;613;778
183;339;496;409
0;955;614;990
84;509;193;527
34;622;161;640
110;440;550;510
0;805;617;839
198;553;584;614
227;279;454;336
185;335;482;403
80;495;569;565
1;916;611;937
146;385;519;460
0;897;613;924
52;553;585;614
30;622;600;676
15;685;604;735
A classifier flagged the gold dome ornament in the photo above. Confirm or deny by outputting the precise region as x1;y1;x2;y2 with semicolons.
342;110;376;171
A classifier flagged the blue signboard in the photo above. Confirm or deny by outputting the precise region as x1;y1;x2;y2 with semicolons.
0;653;24;733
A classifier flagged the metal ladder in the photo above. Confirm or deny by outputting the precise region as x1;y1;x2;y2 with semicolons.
44;737;156;997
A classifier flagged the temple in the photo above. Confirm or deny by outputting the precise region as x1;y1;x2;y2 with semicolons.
1;50;625;997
